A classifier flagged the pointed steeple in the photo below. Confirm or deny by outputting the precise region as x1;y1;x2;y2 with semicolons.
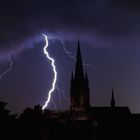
70;37;90;114
75;39;84;79
111;88;115;108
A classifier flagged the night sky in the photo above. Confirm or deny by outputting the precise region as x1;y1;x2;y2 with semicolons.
0;0;140;113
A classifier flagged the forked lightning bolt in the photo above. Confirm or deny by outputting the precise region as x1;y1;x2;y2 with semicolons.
0;56;13;81
42;34;57;110
42;35;95;110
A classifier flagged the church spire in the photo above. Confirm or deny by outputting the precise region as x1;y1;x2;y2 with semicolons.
70;37;90;116
111;87;115;108
75;39;84;79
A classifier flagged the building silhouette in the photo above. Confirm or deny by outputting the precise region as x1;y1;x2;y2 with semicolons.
70;40;90;119
70;40;131;121
68;40;136;140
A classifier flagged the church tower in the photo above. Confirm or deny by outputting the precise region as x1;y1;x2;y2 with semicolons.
70;40;90;115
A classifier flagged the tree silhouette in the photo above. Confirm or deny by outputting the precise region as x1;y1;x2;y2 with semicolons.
0;101;17;120
19;104;42;121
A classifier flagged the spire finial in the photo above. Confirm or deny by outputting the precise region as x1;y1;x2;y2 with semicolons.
75;35;84;79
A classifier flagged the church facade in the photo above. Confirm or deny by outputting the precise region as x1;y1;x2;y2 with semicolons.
70;40;131;120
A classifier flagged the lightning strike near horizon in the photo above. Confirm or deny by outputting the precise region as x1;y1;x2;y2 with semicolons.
42;35;95;110
42;34;57;110
0;56;13;81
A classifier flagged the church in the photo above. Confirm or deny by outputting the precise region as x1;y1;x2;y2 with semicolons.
38;40;139;140
69;39;131;121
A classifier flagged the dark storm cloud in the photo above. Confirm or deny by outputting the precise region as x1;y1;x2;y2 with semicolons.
0;0;140;58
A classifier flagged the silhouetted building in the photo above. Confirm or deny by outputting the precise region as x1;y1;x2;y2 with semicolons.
69;40;131;122
70;40;90;120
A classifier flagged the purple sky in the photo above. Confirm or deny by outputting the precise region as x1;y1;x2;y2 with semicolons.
0;0;140;113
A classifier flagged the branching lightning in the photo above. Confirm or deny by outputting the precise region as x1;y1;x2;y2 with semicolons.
0;56;13;81
56;85;62;106
55;36;96;69
56;84;69;105
41;34;95;110
53;37;95;108
51;98;57;110
42;34;57;110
